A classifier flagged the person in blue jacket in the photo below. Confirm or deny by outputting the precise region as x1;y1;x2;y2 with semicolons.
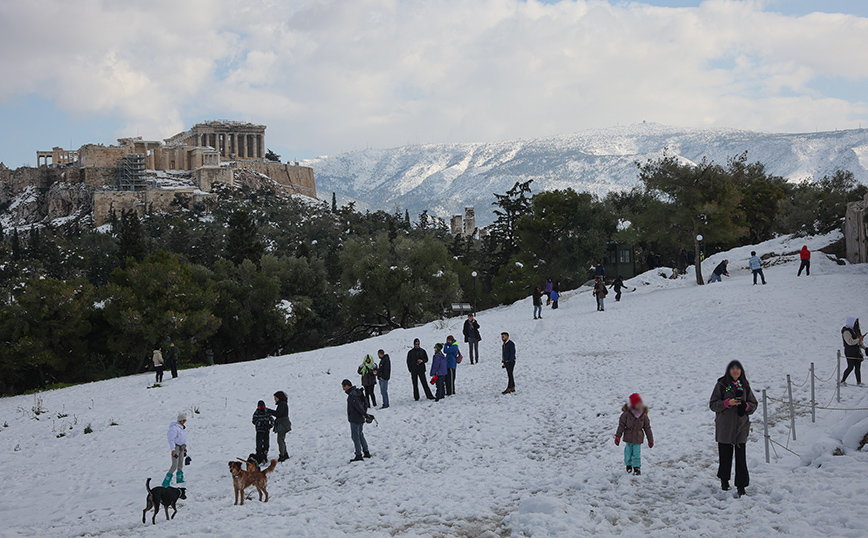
444;335;459;396
501;332;516;394
748;251;766;285
430;343;448;401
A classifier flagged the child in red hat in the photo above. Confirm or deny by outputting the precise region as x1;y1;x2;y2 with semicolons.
615;393;654;475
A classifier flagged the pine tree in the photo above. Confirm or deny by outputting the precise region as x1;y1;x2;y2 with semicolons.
404;209;410;226
331;192;337;213
11;228;21;261
418;210;430;230
27;226;41;259
117;209;147;264
225;209;264;266
265;149;281;162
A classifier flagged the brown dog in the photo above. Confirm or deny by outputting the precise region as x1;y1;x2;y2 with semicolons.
228;459;277;505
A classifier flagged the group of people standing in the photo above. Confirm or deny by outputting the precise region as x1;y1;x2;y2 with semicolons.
151;342;180;383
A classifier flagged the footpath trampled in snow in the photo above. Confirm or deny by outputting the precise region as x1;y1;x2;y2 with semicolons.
2;233;868;537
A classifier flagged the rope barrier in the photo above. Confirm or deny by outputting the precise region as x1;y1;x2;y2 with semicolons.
767;395;868;412
789;370;810;388
813;368;838;383
766;436;801;457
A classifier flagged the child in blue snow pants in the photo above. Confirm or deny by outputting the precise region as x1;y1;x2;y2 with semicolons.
615;393;654;475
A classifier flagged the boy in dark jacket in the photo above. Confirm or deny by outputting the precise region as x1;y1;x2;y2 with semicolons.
615;393;654;475
342;379;371;462
252;400;275;464
377;349;391;408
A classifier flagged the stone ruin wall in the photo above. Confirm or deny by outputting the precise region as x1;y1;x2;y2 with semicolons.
93;190;217;226
233;161;317;197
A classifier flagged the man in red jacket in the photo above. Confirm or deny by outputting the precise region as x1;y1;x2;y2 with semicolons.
798;246;811;276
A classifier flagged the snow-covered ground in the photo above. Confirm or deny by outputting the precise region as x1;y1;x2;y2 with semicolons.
2;234;868;537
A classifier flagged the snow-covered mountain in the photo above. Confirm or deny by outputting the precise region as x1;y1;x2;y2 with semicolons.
304;123;868;225
2;232;868;537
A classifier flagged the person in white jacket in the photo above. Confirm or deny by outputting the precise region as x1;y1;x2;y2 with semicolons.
162;414;188;487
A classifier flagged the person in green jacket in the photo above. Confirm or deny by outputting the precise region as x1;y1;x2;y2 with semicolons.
166;342;180;379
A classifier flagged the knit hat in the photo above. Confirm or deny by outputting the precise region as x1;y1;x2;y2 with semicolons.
845;316;858;329
628;393;643;408
257;400;266;409
177;413;187;422
434;343;443;351
413;338;420;345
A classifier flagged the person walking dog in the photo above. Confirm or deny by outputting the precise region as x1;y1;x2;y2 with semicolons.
709;360;757;497
270;391;292;462
162;414;188;487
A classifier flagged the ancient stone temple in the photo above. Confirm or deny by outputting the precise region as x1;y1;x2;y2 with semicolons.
164;121;266;161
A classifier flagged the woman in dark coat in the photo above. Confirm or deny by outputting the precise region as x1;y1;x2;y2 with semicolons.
709;360;757;497
270;391;292;462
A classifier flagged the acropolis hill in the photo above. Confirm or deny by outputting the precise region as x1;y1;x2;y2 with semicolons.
0;120;316;227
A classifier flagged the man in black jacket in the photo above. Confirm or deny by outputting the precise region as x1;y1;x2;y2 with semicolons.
710;260;729;283
407;338;435;401
377;349;391;408
463;314;481;364
342;379;371;462
501;332;516;394
166;342;180;379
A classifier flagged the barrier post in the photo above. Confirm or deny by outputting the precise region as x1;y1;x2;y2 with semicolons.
787;374;797;441
837;350;842;404
810;362;816;423
763;389;770;464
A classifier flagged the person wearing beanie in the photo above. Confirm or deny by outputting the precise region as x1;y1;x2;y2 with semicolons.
358;355;378;408
798;245;811;276
252;400;275;464
841;316;866;386
342;379;372;462
163;414;188;487
749;252;766;285
430;343;447;401
709;360;757;497
614;393;653;475
407;338;434;401
269;391;292;462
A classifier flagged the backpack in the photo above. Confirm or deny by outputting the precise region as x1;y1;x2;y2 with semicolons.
456;349;463;364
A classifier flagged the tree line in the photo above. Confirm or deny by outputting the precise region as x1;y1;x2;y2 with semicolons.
0;153;864;394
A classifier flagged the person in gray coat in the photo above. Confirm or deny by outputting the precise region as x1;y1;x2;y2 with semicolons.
269;391;292;462
709;360;757;497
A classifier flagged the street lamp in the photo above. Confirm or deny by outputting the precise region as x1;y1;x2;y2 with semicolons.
471;271;478;314
695;234;704;285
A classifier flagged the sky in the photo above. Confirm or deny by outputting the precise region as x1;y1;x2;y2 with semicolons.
1;0;867;167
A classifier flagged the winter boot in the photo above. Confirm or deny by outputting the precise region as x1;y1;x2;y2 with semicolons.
350;454;364;463
721;479;730;491
363;451;372;459
626;466;633;474
162;473;173;488
633;468;641;476
176;471;185;484
737;486;746;498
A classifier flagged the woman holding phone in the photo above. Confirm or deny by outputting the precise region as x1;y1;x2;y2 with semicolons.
709;360;757;497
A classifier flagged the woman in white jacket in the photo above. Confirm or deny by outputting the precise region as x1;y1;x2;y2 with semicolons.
162;414;188;487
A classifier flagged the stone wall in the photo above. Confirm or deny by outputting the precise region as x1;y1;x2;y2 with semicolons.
194;166;233;191
231;161;317;197
93;189;218;226
845;193;868;264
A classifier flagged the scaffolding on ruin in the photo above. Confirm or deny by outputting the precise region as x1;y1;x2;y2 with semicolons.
117;154;146;191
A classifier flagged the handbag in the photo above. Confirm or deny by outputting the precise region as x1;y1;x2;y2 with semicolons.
456;350;463;364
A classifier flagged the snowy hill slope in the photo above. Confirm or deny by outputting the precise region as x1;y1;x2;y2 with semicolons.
2;235;868;537
305;124;868;225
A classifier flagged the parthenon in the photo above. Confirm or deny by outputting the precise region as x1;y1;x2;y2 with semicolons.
164;120;266;161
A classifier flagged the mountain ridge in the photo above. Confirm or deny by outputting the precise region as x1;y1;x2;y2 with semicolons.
304;123;868;225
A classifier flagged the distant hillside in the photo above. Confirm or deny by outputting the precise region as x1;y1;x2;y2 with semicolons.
304;123;868;225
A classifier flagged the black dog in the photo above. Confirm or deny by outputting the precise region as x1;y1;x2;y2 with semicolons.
143;477;186;524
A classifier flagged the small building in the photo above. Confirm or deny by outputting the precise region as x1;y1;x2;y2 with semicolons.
463;206;476;238
845;193;868;264
450;214;463;236
605;243;637;279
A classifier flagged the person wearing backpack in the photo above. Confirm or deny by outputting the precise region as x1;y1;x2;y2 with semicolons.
358;354;378;408
444;336;460;396
252;400;275;464
342;379;372;462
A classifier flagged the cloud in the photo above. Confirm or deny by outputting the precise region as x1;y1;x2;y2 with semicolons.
1;0;866;155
